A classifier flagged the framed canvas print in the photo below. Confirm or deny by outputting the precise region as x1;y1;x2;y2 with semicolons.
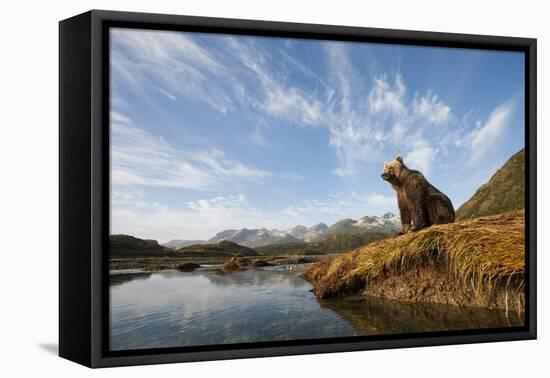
59;10;537;368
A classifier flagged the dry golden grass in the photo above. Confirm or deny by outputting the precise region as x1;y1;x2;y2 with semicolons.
303;211;525;299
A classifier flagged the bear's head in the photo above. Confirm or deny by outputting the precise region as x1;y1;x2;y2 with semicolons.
381;155;406;184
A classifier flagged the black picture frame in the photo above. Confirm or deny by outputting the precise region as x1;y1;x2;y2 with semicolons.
59;9;537;368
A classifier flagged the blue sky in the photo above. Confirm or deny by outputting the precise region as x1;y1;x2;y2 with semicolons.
110;28;525;242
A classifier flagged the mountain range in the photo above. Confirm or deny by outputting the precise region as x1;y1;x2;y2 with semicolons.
328;213;400;235
163;213;400;249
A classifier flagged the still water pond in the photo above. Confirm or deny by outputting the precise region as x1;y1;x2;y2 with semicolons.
110;268;522;351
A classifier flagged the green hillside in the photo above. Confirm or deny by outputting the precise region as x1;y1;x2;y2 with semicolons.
177;240;259;256
256;231;389;256
456;149;525;220
110;235;258;258
110;235;173;257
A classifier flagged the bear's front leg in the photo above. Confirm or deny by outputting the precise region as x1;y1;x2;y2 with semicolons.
398;204;411;235
408;208;428;232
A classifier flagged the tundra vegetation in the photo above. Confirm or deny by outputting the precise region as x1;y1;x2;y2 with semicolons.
303;211;525;312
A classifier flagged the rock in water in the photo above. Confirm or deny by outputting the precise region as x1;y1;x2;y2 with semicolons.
176;262;201;272
251;260;273;268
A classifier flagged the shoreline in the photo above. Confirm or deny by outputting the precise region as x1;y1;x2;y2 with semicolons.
109;254;327;273
303;211;525;313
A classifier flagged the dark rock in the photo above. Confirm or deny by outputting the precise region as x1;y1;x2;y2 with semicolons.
251;259;273;267
176;262;201;272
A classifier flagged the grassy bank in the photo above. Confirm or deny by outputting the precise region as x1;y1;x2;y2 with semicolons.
303;211;525;312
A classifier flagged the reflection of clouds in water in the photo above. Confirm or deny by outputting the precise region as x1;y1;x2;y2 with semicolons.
205;269;310;288
111;270;310;320
110;269;358;350
111;270;309;319
112;272;223;320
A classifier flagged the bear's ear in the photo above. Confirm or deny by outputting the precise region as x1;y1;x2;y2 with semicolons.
395;155;403;163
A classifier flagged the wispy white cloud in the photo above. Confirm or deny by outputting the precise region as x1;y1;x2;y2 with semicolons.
322;54;440;177
225;36;326;127
111;111;271;190
112;30;520;181
281;191;397;224
111;193;272;241
250;127;270;148
369;74;407;115
468;101;514;161
325;43;356;113
111;28;235;113
278;172;305;181
112;30;459;178
323;43;384;176
405;142;438;177
412;91;452;124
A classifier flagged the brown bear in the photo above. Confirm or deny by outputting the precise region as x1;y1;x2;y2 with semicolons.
381;155;455;234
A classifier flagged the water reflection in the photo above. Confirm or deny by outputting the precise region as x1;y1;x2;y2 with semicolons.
110;269;359;351
206;268;309;288
110;269;523;351
319;295;523;335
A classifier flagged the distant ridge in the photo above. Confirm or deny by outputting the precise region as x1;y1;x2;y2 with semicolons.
177;240;258;257
163;239;207;250
456;149;525;220
110;234;172;257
